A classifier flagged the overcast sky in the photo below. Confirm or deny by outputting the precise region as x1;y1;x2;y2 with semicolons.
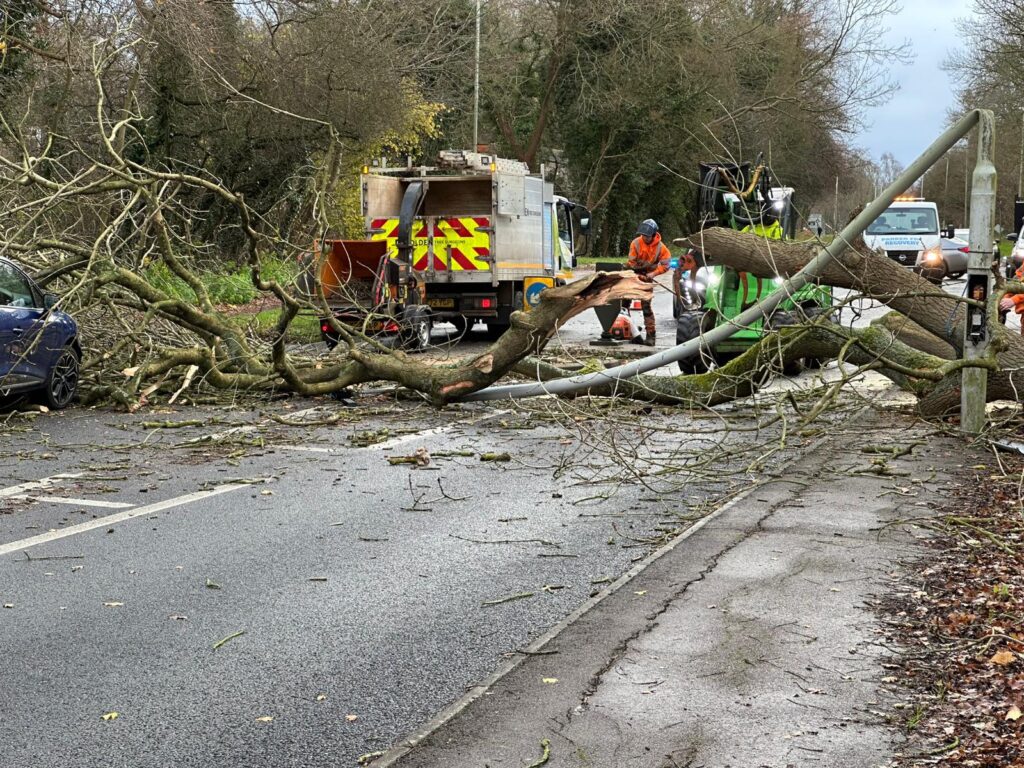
854;0;968;167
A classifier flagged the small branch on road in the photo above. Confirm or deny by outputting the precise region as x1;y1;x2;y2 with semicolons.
451;534;560;547
18;552;84;562
212;630;245;650
524;738;551;768
482;591;536;607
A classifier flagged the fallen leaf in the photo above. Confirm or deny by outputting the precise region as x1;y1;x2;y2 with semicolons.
260;490;274;496
101;712;119;721
542;677;559;684
1007;706;1022;721
990;650;1016;666
345;714;358;722
103;602;124;607
255;716;273;723
205;578;221;590
634;590;647;596
315;694;327;702
169;614;188;621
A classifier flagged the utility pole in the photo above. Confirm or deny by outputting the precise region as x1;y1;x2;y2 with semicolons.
1018;108;1024;197
473;0;481;151
833;176;839;230
961;111;997;434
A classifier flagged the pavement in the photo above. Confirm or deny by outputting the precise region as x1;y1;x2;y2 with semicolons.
376;410;981;768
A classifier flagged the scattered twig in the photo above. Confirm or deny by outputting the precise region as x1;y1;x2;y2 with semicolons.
482;591;535;607
141;419;203;429
212;630;245;650
524;738;551;768
18;552;84;562
451;534;559;547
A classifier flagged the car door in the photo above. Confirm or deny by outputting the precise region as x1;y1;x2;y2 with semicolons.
0;260;49;388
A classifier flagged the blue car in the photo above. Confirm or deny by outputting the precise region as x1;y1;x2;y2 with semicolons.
0;257;81;408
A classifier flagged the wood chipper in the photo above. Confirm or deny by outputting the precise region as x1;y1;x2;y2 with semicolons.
312;239;432;350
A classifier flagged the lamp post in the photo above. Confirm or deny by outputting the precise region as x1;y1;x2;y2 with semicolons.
473;0;481;151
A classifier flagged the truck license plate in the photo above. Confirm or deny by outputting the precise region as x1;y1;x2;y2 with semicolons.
427;298;455;309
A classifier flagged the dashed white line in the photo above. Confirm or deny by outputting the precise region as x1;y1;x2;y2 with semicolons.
365;410;512;452
0;483;249;558
0;473;85;499
10;495;136;509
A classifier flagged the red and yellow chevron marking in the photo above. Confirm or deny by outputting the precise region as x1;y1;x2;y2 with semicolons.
369;217;490;271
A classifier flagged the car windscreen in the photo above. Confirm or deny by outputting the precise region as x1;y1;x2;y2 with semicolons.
866;207;939;236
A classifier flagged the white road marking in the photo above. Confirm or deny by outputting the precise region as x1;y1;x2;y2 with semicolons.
366;410;512;452
0;483;248;558
11;495;136;509
0;473;84;499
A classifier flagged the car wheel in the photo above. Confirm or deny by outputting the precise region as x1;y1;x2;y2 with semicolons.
40;345;79;409
675;309;712;374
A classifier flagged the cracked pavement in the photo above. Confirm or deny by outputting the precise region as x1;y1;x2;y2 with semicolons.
380;414;979;768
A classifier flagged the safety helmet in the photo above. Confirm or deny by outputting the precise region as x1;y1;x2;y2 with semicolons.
636;218;659;238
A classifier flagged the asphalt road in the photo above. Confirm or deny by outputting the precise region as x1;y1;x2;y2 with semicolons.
0;267;983;767
1;388;835;767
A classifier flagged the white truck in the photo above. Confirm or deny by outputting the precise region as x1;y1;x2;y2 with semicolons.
862;198;944;278
359;150;590;335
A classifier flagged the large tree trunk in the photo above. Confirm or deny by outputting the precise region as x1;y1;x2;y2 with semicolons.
682;228;1024;414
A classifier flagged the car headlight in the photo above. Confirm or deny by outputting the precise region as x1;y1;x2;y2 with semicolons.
920;248;942;263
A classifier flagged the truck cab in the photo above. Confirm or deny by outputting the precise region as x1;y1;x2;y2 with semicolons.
863;198;941;271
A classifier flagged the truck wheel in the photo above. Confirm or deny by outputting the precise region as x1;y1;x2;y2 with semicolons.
801;305;838;370
675;310;711;375
399;306;432;351
765;310;803;376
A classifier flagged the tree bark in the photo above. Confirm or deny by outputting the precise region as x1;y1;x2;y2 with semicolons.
681;228;1024;414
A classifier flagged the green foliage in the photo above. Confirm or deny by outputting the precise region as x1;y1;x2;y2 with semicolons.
234;310;321;344
144;257;300;307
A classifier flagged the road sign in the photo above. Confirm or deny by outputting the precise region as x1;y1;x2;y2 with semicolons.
523;276;554;311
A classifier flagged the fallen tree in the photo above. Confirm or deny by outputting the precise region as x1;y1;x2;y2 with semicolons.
679;228;1024;415
2;44;1020;417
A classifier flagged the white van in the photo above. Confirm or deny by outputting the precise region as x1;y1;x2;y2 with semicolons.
863;198;942;272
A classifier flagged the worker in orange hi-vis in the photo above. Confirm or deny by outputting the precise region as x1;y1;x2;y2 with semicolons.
999;262;1024;335
626;218;688;346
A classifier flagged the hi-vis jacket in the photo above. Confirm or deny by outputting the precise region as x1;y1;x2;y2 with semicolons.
626;233;672;277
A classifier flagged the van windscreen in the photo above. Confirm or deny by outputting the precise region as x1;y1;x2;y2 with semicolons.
866;207;938;236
